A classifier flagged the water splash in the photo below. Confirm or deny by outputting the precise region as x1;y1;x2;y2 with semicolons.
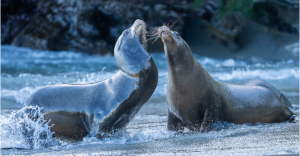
65;127;177;147
0;106;60;149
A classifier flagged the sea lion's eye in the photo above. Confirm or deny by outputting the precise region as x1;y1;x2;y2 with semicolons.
174;32;180;37
123;29;130;35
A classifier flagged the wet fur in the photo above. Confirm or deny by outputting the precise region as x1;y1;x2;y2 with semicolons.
159;26;296;133
25;20;158;140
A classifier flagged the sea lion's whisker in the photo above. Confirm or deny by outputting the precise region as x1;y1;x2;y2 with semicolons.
151;36;160;44
146;34;159;36
148;27;159;36
146;36;159;41
167;22;171;27
164;22;174;29
169;21;177;30
147;31;159;36
163;23;168;28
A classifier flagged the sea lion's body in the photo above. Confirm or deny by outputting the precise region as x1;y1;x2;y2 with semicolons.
158;26;295;132
25;20;158;140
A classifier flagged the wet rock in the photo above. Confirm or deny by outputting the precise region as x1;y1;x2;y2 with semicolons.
252;0;299;35
154;4;167;13
11;0;86;51
1;0;39;44
1;0;298;55
197;0;298;51
1;0;189;54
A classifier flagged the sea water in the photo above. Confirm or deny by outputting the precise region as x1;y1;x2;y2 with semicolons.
1;45;299;155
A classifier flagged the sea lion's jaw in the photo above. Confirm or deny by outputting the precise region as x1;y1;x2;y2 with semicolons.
131;19;146;48
160;30;169;38
158;26;173;45
158;26;177;54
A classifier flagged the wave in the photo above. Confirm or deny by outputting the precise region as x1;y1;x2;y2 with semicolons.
211;68;299;81
1;71;116;105
1;45;299;106
1;67;299;105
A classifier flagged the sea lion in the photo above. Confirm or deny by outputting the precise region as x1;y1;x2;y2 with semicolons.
157;25;296;132
25;19;158;140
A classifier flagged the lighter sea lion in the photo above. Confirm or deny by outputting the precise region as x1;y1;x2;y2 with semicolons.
158;26;296;132
25;19;158;140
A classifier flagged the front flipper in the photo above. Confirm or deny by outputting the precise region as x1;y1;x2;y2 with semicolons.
96;113;130;139
168;110;184;133
200;108;215;132
96;121;116;139
96;131;114;139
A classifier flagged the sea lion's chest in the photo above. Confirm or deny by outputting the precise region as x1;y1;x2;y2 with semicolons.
91;73;139;124
167;85;206;123
166;72;217;124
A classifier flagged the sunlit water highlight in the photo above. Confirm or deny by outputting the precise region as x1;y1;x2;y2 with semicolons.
1;45;299;155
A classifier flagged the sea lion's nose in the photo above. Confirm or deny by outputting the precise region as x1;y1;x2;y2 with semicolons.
132;19;144;32
159;26;169;31
134;19;143;26
135;19;142;23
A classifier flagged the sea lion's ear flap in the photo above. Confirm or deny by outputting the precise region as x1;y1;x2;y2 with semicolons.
118;39;123;51
185;43;189;49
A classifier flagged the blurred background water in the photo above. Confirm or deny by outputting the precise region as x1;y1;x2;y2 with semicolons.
1;45;299;155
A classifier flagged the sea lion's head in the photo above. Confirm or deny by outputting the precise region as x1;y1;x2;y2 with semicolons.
114;19;151;76
158;26;191;55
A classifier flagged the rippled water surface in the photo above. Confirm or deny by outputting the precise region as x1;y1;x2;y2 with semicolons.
1;45;299;155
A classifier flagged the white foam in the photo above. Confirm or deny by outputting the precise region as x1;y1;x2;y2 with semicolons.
196;57;247;67
211;68;299;81
0;106;60;149
73;127;176;147
285;42;299;56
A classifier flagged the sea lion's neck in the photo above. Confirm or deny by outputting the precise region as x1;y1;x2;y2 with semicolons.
118;54;153;78
115;38;151;76
164;46;195;75
165;47;217;91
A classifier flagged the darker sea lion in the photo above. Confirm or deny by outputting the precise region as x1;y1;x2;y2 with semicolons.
157;26;296;132
25;19;158;140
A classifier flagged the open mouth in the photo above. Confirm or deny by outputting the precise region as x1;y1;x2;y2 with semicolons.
135;22;145;36
133;20;147;48
137;23;143;28
158;26;170;38
135;24;143;33
160;30;169;37
136;24;145;39
135;20;145;33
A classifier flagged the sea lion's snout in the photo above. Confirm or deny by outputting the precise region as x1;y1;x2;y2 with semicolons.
131;19;146;48
159;26;176;46
132;19;146;35
158;26;170;38
160;30;169;37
